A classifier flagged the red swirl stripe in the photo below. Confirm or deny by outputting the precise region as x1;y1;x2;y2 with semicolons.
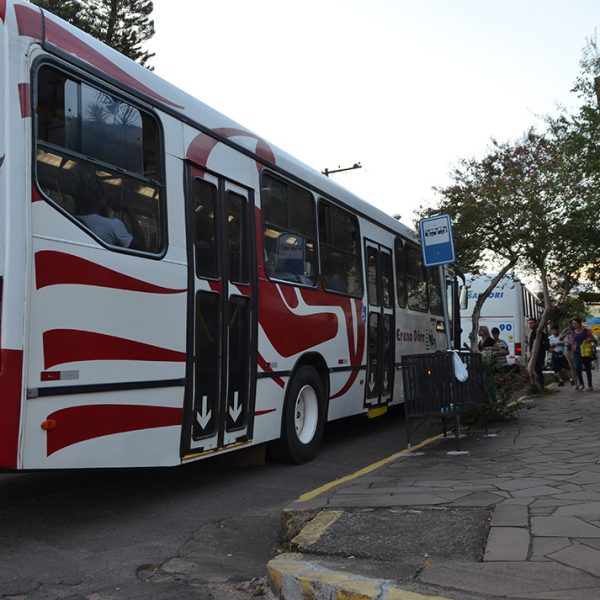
35;251;186;294
43;329;186;370
45;404;183;456
0;349;23;469
14;4;42;38
257;353;285;389
187;128;275;171
18;83;30;118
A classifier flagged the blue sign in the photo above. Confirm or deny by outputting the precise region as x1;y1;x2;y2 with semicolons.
419;214;455;266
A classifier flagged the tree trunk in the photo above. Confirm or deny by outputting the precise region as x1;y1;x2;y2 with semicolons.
527;262;552;389
105;0;119;45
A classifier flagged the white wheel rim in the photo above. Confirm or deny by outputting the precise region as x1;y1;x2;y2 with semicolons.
294;384;319;444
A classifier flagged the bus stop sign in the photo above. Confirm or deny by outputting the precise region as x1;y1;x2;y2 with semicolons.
419;214;455;267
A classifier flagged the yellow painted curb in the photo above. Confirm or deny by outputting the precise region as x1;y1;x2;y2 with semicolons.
267;554;452;600
291;510;343;549
297;433;444;503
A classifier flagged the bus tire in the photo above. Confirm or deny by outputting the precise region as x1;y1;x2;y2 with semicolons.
270;365;326;464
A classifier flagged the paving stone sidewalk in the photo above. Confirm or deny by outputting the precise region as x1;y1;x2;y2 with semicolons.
269;371;600;599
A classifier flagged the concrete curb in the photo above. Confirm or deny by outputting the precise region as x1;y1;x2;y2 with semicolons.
266;554;452;600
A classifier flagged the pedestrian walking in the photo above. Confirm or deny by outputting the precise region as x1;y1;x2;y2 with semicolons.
559;324;576;385
548;324;570;385
570;317;595;391
478;325;498;401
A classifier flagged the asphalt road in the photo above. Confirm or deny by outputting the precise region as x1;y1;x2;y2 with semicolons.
0;406;428;600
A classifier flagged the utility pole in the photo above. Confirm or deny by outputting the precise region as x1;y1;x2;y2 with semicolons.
322;162;362;177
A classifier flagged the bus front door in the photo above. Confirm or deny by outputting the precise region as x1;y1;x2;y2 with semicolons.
182;167;257;458
365;242;395;408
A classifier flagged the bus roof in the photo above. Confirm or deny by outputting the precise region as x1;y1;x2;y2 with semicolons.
11;0;417;242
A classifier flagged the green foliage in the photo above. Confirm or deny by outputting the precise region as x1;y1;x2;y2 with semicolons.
478;397;522;424
461;367;527;427
421;137;530;275
492;367;530;403
547;35;600;285
93;0;155;68
548;296;590;326
421;34;600;353
31;0;155;68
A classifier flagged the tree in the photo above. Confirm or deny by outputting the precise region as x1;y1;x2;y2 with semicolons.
424;127;593;388
31;0;155;68
421;137;531;351
420;35;600;390
547;34;600;287
91;0;155;68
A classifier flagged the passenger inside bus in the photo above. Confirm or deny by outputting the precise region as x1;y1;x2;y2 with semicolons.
270;232;314;285
77;189;143;250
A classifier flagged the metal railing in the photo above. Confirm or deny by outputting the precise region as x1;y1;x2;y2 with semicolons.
401;351;486;451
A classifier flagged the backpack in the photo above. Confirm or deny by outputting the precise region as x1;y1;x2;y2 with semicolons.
581;340;594;358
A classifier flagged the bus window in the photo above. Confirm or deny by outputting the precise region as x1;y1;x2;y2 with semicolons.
35;65;164;254
318;200;363;297
394;238;407;308
427;267;443;316
227;191;249;284
406;244;427;311
367;246;378;305
262;174;317;285
193;179;218;279
381;251;393;308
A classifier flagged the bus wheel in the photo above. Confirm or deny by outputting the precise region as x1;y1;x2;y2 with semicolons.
270;365;326;464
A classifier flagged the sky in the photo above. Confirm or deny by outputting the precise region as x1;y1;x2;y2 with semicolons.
150;0;598;224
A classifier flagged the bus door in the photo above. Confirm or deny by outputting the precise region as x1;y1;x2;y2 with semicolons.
364;241;395;407
182;167;257;457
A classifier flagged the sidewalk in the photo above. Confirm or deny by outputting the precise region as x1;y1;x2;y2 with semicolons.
267;371;600;600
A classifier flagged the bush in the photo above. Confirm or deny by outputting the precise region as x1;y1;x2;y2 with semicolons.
493;366;530;403
461;365;528;426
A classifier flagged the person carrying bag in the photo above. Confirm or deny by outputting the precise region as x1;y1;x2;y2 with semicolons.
570;318;595;391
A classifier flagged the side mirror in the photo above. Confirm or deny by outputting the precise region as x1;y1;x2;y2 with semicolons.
459;285;469;310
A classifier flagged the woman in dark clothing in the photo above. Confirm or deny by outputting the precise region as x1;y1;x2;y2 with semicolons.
478;325;498;401
570;317;595;391
478;326;497;351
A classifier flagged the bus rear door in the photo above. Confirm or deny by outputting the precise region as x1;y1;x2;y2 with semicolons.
364;241;395;408
182;167;257;458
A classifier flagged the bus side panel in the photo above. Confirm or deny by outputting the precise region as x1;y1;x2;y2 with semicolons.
254;279;367;430
394;309;443;403
460;275;529;365
22;389;184;468
251;378;285;445
0;2;37;469
22;127;189;469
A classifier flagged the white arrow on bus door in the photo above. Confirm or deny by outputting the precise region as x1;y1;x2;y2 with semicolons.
229;391;242;422
383;371;388;391
196;396;212;430
368;371;375;392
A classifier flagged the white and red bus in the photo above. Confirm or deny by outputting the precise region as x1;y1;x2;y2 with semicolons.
0;1;457;470
460;274;542;365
